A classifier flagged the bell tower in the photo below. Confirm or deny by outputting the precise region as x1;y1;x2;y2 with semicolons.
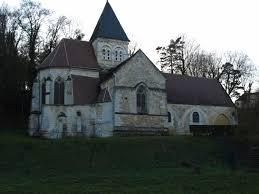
90;1;130;70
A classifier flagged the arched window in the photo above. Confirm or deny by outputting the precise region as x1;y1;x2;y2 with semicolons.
41;81;46;104
102;46;111;60
168;112;171;122
192;112;199;123
54;77;64;105
137;85;147;114
115;47;124;62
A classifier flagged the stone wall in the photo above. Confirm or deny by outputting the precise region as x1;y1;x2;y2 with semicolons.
167;104;238;134
29;102;113;139
30;68;99;109
111;50;168;133
29;67;115;138
92;37;129;70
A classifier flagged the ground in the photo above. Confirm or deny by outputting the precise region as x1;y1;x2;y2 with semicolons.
1;130;259;194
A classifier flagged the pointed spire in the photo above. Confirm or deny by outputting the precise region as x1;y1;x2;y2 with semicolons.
90;1;130;42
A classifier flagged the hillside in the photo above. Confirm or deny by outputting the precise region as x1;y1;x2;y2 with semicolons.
0;130;259;194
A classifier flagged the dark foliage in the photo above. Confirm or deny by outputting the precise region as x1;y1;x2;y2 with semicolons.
0;1;83;128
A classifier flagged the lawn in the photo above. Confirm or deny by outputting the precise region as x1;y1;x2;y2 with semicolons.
0;130;259;194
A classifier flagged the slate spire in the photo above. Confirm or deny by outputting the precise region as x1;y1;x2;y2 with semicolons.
90;2;130;42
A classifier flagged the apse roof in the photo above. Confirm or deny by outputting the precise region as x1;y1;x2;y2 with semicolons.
38;39;99;70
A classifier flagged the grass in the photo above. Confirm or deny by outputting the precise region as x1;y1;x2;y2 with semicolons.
0;130;259;194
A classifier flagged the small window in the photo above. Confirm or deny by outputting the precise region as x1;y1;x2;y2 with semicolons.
192;112;199;123
137;85;147;114
168;112;171;122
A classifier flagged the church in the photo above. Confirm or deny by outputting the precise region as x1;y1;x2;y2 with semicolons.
28;2;237;138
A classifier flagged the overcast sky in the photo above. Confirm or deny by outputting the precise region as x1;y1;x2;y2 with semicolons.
5;0;259;86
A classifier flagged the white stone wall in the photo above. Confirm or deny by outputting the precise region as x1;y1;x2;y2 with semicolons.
110;51;168;131
114;51;165;89
33;68;99;106
39;68;99;79
38;103;113;138
31;80;40;112
92;37;129;69
167;104;238;134
114;88;166;115
29;67;102;138
95;102;113;137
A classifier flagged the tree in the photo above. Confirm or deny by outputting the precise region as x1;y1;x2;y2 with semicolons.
219;52;256;97
0;5;29;114
219;62;242;97
38;16;70;63
0;0;85;128
188;51;222;79
157;36;256;98
129;41;138;56
157;35;200;74
15;0;51;82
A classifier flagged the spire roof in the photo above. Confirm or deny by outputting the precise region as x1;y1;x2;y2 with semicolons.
90;2;130;42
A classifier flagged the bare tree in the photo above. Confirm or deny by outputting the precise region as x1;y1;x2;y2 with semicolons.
189;51;222;78
63;20;85;40
129;41;138;56
15;0;51;66
38;16;70;62
219;51;256;97
157;35;200;75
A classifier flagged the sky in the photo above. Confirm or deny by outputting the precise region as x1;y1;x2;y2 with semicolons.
4;0;259;87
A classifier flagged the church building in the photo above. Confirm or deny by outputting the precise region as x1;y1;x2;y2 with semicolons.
28;2;237;138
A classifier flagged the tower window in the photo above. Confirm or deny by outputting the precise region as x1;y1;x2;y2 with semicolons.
102;46;111;60
115;47;124;62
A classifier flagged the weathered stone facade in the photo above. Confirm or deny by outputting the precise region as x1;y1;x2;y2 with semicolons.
167;104;237;134
92;38;129;70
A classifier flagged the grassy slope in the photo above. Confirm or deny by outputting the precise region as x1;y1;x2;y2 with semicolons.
0;130;259;194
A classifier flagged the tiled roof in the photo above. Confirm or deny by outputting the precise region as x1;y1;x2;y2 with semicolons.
164;73;234;107
38;39;99;70
90;1;129;42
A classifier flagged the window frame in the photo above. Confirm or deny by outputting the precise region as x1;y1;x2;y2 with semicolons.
136;85;147;114
54;77;65;105
101;46;112;61
192;112;200;123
